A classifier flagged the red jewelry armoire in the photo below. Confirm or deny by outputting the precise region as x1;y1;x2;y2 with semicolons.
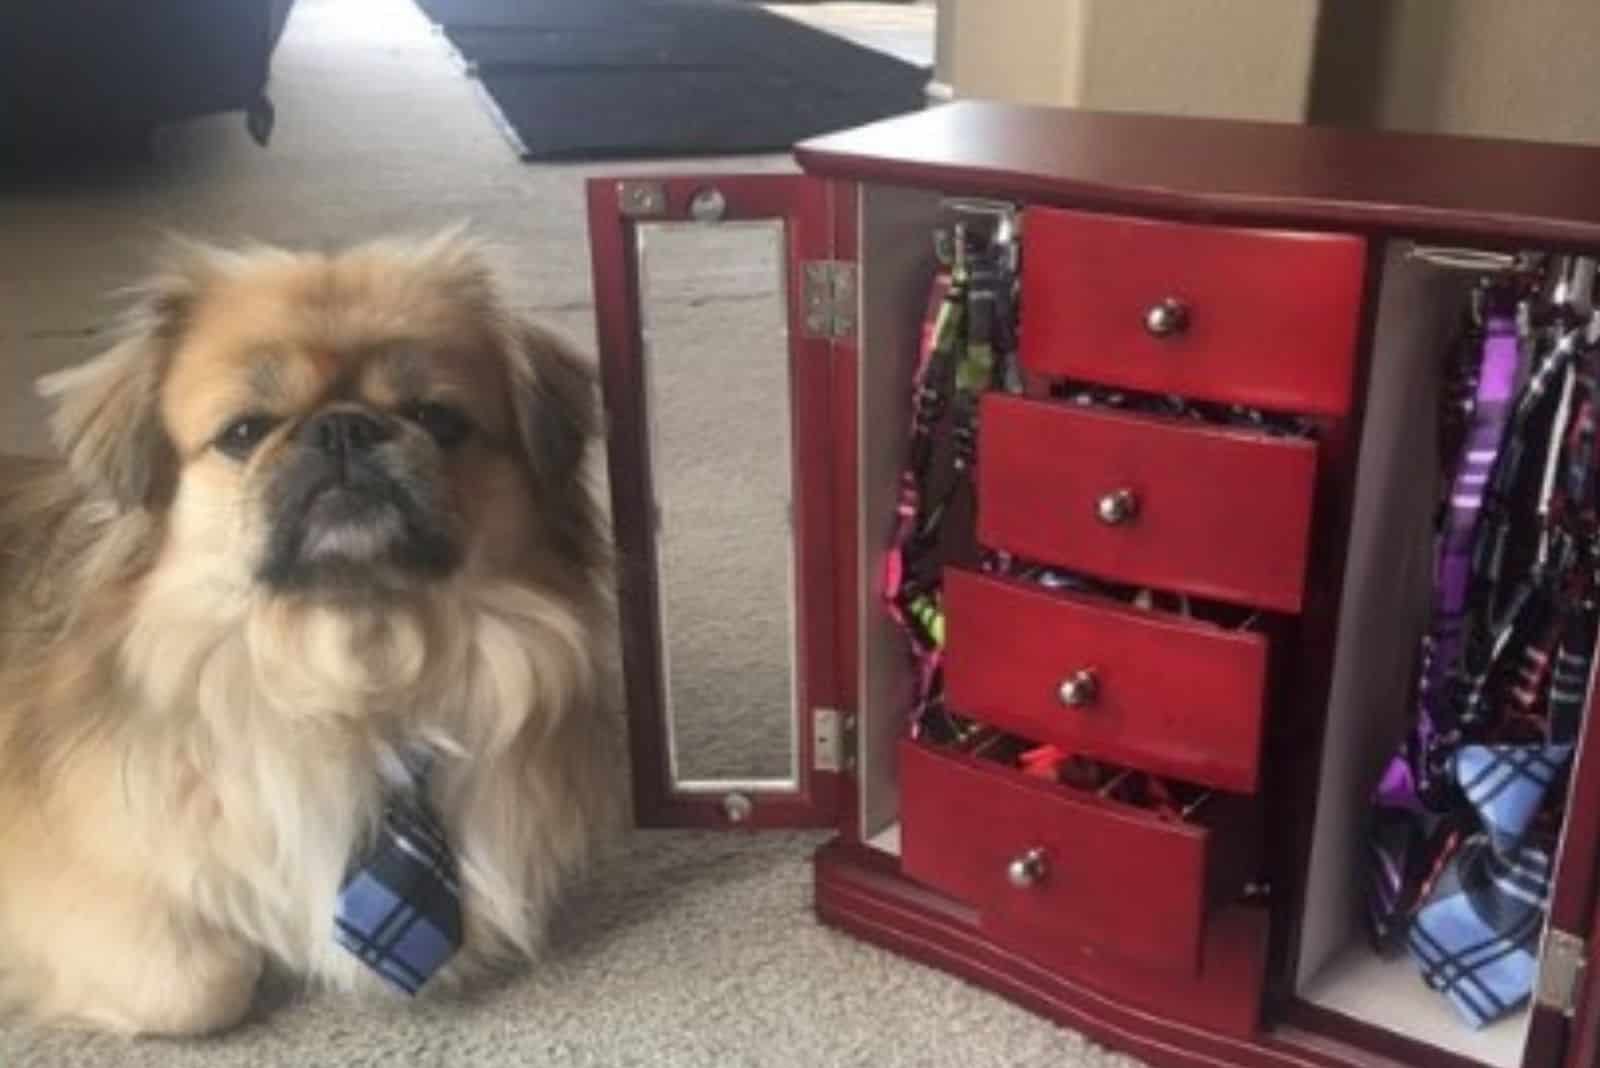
584;101;1600;1068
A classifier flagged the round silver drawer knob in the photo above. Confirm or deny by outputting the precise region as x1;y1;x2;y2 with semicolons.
1057;669;1099;708
1144;297;1190;338
1096;489;1139;526
1007;847;1049;889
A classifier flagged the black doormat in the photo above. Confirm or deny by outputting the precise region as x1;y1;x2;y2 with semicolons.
413;0;929;161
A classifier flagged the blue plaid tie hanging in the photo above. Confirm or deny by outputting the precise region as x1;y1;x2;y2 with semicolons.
333;758;463;995
1407;835;1552;1028
1452;743;1574;855
1402;741;1573;1029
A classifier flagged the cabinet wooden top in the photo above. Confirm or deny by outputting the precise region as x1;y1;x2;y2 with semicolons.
794;101;1600;249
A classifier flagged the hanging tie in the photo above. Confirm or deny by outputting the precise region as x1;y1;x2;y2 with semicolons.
883;216;1019;742
1368;306;1521;946
1423;310;1523;791
333;753;463;995
1395;314;1593;1023
1406;835;1552;1029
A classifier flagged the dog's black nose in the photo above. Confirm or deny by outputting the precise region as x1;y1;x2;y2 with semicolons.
300;409;394;458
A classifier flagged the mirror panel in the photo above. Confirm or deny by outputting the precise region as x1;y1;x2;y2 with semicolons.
635;219;799;789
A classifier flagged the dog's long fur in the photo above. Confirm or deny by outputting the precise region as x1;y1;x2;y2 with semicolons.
0;231;625;1036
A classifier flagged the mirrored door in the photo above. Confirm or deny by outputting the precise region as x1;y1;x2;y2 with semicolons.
586;174;846;828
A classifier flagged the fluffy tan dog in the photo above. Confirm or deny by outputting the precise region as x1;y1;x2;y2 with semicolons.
0;230;625;1036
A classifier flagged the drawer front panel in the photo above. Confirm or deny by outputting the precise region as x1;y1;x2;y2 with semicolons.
978;393;1318;613
943;568;1269;793
900;738;1245;975
1019;207;1366;417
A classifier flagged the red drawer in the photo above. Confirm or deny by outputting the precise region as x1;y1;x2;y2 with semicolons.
977;393;1318;613
1019;207;1366;417
899;737;1259;976
943;568;1269;793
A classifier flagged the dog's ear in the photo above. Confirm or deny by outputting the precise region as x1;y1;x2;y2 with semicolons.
35;255;201;511
394;225;602;481
390;225;601;482
509;320;601;488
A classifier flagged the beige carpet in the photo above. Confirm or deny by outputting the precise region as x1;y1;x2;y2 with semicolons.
0;1;1143;1065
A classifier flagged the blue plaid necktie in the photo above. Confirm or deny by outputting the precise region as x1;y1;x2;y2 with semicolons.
1453;743;1574;854
1403;742;1573;1029
1407;834;1552;1029
333;761;463;995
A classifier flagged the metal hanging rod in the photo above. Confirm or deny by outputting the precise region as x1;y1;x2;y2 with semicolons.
1406;245;1600;318
934;198;1022;269
941;197;1021;242
941;196;1021;220
1404;244;1541;273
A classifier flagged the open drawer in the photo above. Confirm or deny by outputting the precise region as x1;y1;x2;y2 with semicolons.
977;393;1319;613
898;736;1261;977
943;567;1271;793
1017;206;1366;417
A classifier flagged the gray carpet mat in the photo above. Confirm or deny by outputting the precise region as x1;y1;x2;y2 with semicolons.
415;0;929;160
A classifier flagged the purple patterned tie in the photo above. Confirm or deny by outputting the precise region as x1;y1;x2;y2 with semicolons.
1369;313;1520;943
1399;315;1520;802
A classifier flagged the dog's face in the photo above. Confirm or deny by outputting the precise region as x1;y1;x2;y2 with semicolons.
159;247;527;596
41;230;600;604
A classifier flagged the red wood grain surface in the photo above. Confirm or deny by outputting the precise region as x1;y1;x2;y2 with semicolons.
898;738;1257;976
1019;207;1366;416
977;394;1319;613
585;173;844;828
943;567;1271;793
795;102;1600;251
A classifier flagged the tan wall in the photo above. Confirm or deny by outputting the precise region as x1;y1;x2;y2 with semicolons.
940;0;1088;107
1308;0;1600;144
938;0;1600;145
1073;0;1319;122
937;0;1319;122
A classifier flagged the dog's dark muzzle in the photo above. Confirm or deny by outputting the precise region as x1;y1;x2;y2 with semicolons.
257;409;461;590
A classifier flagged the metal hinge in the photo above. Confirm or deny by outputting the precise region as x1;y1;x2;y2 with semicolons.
812;707;857;773
1535;926;1588;1017
801;261;857;340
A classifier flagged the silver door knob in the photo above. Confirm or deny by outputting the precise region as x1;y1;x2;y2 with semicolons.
1144;297;1190;337
1096;489;1139;526
1057;669;1099;708
1007;847;1048;889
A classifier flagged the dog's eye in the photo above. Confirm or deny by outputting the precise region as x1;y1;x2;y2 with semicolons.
404;402;472;449
215;414;279;459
